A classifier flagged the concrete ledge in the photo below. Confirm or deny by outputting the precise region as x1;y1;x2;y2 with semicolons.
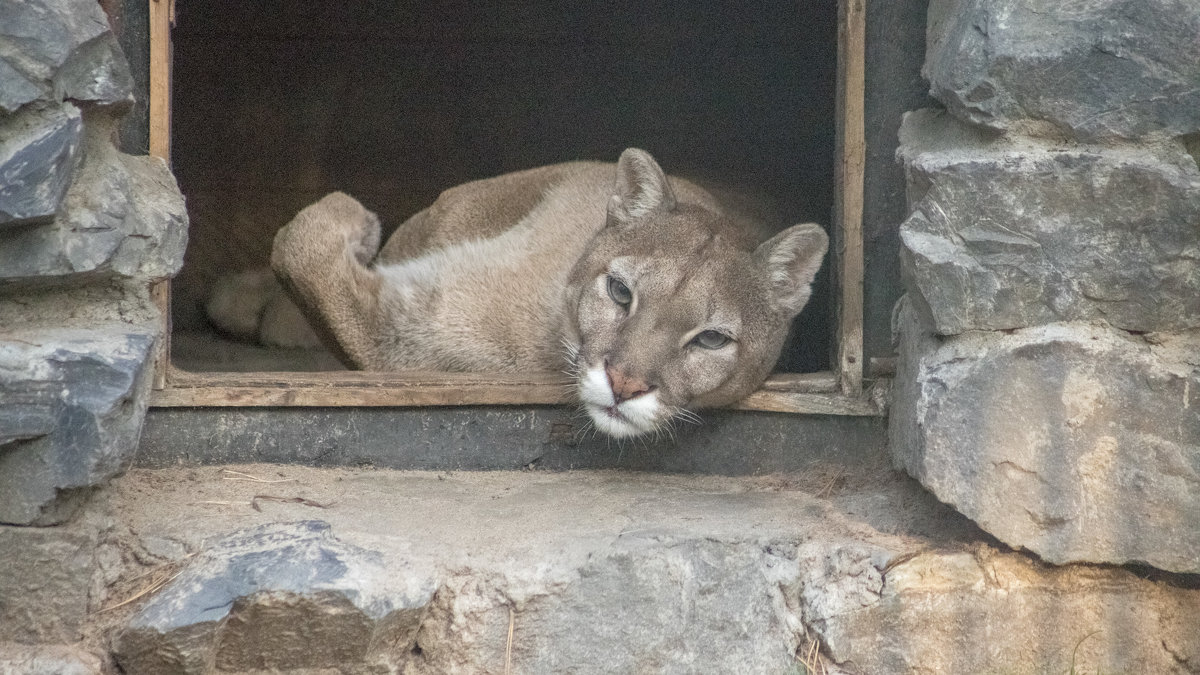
137;407;888;475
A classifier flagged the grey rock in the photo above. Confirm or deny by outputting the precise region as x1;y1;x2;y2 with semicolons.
0;0;134;113
0;526;96;643
899;109;1200;335
925;0;1200;141
890;300;1200;573
478;538;804;673
0;323;156;525
0;102;82;227
51;32;134;108
0;59;43;115
0;128;188;285
113;520;436;675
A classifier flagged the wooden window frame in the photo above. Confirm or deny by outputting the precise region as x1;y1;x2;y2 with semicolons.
147;0;874;417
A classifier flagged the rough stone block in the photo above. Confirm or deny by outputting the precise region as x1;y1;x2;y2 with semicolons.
925;0;1200;141
899;109;1200;335
0;525;96;643
0;102;82;227
50;32;134;108
0;323;156;525
448;539;804;673
113;521;435;675
0;129;188;285
808;546;1200;674
0;0;134;114
890;300;1200;573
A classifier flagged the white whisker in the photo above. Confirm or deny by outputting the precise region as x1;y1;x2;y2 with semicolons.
574;419;595;444
663;418;678;443
558;337;581;374
674;407;703;426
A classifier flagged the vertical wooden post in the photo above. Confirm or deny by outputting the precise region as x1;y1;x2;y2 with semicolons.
148;0;172;162
834;0;866;396
148;0;173;389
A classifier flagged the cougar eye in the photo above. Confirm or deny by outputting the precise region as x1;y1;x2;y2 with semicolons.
692;330;731;350
607;276;632;308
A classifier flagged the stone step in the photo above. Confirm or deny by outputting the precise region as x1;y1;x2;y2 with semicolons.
87;464;1200;674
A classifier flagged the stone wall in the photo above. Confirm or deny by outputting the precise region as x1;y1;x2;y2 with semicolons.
892;0;1200;574
2;0;1199;673
0;0;185;524
0;0;186;668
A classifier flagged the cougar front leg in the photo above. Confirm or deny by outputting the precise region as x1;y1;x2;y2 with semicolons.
270;192;390;369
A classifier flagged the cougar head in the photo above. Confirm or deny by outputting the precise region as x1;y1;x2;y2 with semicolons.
564;148;828;438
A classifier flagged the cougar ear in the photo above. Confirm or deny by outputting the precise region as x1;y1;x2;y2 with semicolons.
755;223;829;315
607;148;677;225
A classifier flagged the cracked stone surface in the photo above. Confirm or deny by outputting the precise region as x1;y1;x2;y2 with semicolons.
94;464;1200;674
890;300;1200;573
898;109;1200;335
925;0;1200;141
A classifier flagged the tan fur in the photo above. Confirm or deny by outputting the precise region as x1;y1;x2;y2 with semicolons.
270;149;827;437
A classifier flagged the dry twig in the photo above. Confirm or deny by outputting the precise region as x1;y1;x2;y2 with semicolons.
815;468;846;499
798;637;827;675
93;552;199;614
220;468;297;484
505;606;515;675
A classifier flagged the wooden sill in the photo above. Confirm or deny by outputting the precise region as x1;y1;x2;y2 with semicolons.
150;369;882;416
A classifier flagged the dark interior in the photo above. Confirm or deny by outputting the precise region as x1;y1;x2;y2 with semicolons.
169;0;837;373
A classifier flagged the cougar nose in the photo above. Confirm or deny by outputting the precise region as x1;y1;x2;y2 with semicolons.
605;362;655;403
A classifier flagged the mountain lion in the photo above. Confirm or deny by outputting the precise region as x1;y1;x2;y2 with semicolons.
265;148;827;437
